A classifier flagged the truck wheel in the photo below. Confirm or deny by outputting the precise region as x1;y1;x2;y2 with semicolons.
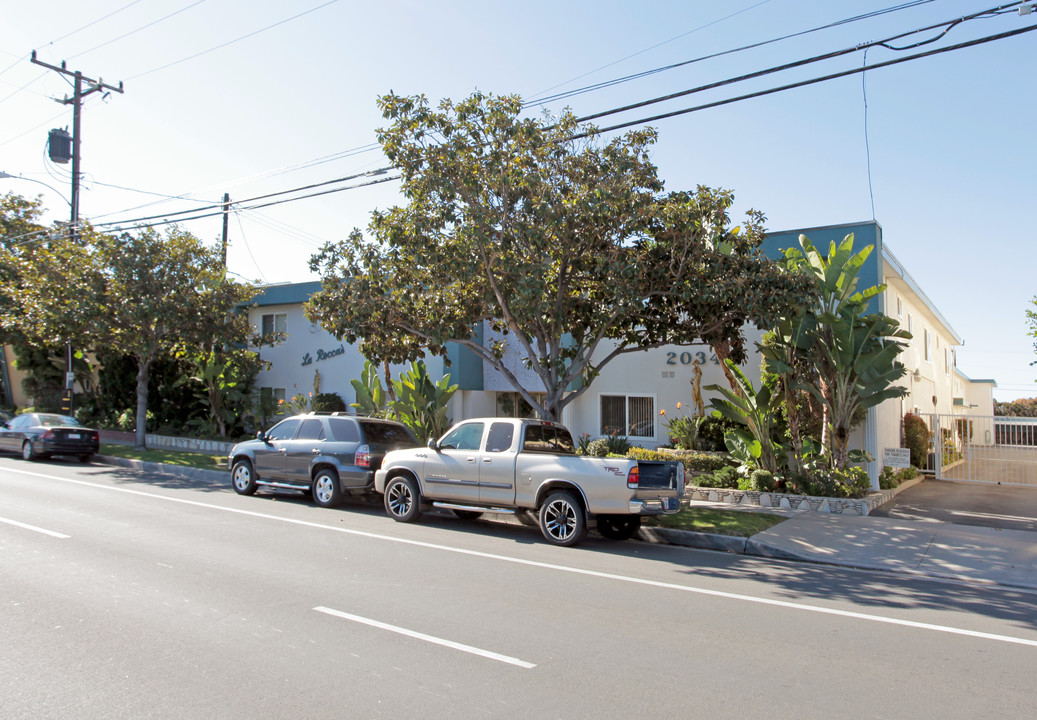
451;510;483;521
231;459;257;495
312;468;342;508
539;491;586;547
385;476;423;523
596;515;642;541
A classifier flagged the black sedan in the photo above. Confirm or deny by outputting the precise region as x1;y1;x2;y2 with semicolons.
0;413;100;462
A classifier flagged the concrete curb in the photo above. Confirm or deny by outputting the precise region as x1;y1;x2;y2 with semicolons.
97;455;227;484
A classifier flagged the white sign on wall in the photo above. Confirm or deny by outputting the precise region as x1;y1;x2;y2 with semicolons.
883;447;911;468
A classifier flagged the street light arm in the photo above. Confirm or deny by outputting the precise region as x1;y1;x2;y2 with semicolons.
0;171;73;207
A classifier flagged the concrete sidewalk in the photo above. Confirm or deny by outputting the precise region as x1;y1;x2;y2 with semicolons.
742;511;1037;590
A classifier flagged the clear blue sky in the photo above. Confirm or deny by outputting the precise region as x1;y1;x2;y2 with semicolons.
2;1;1034;400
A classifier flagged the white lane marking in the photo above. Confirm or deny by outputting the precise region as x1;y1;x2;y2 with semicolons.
313;606;536;669
0;515;70;539
12;467;1037;649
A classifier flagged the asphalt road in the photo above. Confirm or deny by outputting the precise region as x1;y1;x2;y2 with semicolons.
3;456;1037;719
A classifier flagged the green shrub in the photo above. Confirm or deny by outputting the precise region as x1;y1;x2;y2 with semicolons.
696;416;740;452
749;469;777;492
311;392;346;412
879;466;898;490
903;413;931;468
605;434;632;455
696;465;741;489
839;466;872;498
897;466;918;481
627;447;734;476
586;438;609;457
575;433;592;455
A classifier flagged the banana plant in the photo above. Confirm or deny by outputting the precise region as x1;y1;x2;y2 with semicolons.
350;360;391;418
388;360;458;442
706;360;781;473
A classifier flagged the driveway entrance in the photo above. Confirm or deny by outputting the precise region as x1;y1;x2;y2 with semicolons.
871;478;1037;533
918;414;1037;487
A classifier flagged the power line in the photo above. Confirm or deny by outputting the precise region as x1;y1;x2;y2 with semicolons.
527;0;940;105
575;23;1037;138
573;3;1028;126
68;0;210;61
91;167;394;229
126;0;341;81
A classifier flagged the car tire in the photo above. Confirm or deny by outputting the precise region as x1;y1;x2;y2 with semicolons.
231;458;258;495
79;454;94;463
596;515;642;541
451;509;483;521
538;490;587;547
312;468;342;508
384;475;422;523
21;441;37;461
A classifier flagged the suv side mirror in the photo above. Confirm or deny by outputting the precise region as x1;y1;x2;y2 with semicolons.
256;430;268;443
426;438;439;451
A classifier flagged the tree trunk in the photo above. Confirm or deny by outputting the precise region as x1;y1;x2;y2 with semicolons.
134;359;151;450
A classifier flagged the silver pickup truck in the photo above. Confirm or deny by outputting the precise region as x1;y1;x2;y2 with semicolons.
374;418;685;546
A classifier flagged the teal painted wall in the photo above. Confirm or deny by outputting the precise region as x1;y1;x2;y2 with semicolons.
762;221;884;315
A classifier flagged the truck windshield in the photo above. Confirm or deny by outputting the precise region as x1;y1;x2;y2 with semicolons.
521;424;576;454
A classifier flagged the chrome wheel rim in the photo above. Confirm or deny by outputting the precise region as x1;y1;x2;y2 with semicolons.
315;475;334;503
544;499;577;541
387;481;412;517
232;465;250;491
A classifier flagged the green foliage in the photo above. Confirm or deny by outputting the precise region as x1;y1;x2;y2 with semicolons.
994;398;1037;417
388;360;458;443
696;466;741;489
787;466;872;499
695;416;740;452
604;434;632;455
350;360;391;418
305;91;810;422
748;469;777;492
282;393;311;415
311;392;347;412
626;446;733;475
0;223;257;448
174;346;265;438
903;413;931;468
575;433;593;455
585;438;609;457
664;415;704;450
771;234;910;469
707;361;781;473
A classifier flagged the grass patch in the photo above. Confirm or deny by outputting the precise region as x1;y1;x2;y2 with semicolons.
644;506;786;537
100;444;227;472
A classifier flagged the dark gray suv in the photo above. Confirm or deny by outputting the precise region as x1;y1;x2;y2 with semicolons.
228;413;419;508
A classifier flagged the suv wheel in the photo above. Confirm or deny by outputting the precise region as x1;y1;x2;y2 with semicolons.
231;459;257;495
312;468;342;508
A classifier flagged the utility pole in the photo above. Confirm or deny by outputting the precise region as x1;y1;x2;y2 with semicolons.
221;193;230;269
30;51;123;415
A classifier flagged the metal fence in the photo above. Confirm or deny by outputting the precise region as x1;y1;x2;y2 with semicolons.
918;414;1037;487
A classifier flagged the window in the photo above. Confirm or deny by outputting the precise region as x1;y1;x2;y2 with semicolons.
945;348;951;375
521;424;575;454
259;387;286;412
260;312;287;341
328;418;360;443
907;314;913;334
485;422;515;453
439;422;485;451
896;295;903;318
496;392;544;418
266;418;300;441
358;420;416;446
600;394;656;438
296;418;325;441
924;329;931;362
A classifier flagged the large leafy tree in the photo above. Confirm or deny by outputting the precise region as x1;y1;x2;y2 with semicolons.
0;225;257;448
308;91;809;421
770;234;911;469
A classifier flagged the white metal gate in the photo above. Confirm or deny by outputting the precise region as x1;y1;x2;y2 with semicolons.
919;414;1037;487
